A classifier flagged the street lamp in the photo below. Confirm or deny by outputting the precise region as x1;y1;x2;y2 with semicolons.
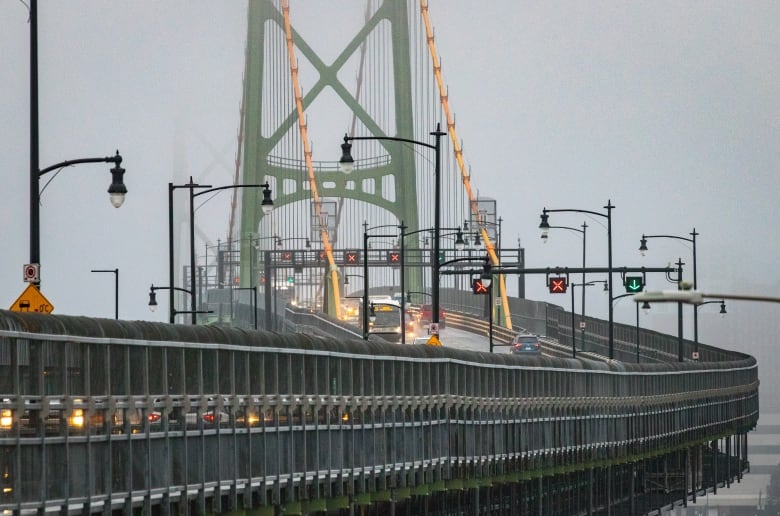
169;178;273;325
231;287;258;330
542;222;588;353
612;292;644;363
31;152;126;286
539;201;615;358
190;181;273;324
276;236;311;248
399;224;464;343
362;222;401;341
569;281;595;358
90;268;119;320
700;300;727;316
635;290;760;305
639;228;700;353
28;1;127;287
340;123;446;334
479;257;495;352
148;284;212;319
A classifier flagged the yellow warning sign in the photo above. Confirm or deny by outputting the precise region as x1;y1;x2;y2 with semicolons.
426;335;442;347
10;284;54;314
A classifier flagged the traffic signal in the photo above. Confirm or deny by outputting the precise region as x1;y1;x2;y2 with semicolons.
386;250;401;265
287;276;295;285
624;276;644;292
437;250;446;263
548;277;567;294
278;250;295;263
472;278;490;295
343;251;360;264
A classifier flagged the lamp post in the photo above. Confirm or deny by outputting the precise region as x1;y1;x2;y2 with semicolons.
543;222;588;351
90;268;119;319
190;181;273;324
635;290;780;305
28;1;127;288
231;287;258;330
398;224;465;342
340;123;446;334
169;179;209;324
700;300;727;315
569;281;596;358
276;237;311;249
478;257;494;352
540;201;615;358
32;154;126;286
639;228;699;353
612;293;647;363
673;258;685;362
361;222;401;341
148;284;212;320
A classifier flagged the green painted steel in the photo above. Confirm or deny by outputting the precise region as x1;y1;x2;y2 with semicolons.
238;1;425;305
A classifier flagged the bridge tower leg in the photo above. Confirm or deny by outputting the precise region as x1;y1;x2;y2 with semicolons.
238;1;426;314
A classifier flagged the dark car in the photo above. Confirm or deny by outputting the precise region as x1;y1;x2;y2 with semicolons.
419;304;446;329
510;334;541;355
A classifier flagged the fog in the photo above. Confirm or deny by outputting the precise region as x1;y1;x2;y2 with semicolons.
1;1;778;416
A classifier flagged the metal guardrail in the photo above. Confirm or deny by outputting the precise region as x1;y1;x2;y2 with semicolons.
0;310;759;515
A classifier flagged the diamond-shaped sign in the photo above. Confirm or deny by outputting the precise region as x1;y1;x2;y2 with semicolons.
10;284;54;313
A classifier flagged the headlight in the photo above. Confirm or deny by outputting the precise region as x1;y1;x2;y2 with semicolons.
68;409;85;428
0;409;12;428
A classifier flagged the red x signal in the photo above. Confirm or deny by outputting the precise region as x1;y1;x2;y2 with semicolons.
472;279;490;295
344;251;359;264
549;277;567;294
387;251;401;264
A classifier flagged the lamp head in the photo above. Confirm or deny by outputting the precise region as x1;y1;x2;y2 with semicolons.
339;135;354;174
539;211;550;239
454;229;466;251
641;300;651;314
107;151;127;208
260;182;274;214
148;286;158;312
720;301;727;315
639;236;648;257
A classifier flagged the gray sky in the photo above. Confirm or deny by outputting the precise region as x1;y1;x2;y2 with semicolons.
1;2;778;506
1;1;778;363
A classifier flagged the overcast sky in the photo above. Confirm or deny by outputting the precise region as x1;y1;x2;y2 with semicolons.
1;3;778;505
1;1;778;363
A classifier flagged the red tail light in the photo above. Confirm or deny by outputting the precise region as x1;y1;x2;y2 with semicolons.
203;413;216;423
147;412;162;423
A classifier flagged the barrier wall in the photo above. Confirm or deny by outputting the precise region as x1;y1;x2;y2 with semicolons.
0;310;758;514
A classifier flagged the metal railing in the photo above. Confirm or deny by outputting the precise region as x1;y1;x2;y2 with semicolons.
0;308;758;514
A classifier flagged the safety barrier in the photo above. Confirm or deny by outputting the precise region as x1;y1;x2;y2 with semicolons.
0;310;758;514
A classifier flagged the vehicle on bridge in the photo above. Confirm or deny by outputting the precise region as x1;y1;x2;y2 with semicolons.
510;334;542;355
419;303;446;329
365;297;404;344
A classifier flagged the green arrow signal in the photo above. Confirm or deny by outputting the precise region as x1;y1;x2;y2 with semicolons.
625;277;644;292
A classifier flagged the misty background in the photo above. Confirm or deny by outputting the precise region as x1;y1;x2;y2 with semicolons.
1;0;778;421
